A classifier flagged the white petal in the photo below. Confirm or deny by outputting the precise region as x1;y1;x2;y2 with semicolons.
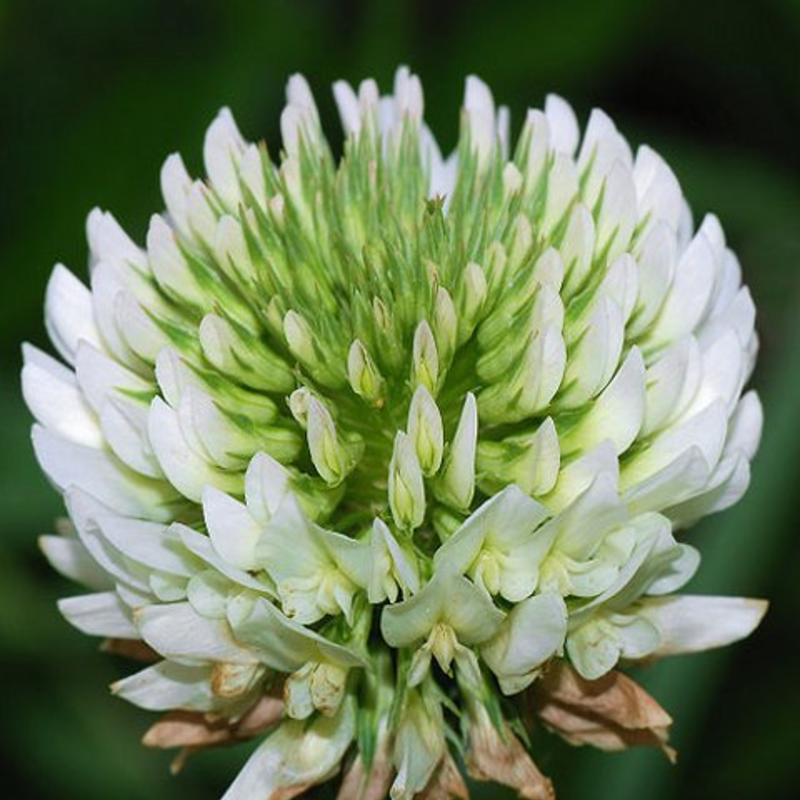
381;572;504;648
561;297;624;406
136;601;256;665
39;534;111;590
482;593;567;693
239;145;267;209
622;445;710;516
220;700;355;800
545;441;619;513
203;486;263;571
544;94;579;156
579;110;633;207
562;348;645;456
33;424;175;522
546;472;627;557
44;264;103;365
436;393;477;510
281;75;321;157
287;72;317;111
407;385;444;476
65;488;151;593
22;344;103;447
543;153;579;233
75;341;153;414
700;286;756;357
204;107;246;208
100;395;163;478
177;524;272;594
96;515;197;577
114;291;170;363
180;386;251;469
333;80;361;136
147;397;243;501
578;108;631;170
369;518;420;603
633;145;682;233
255;494;329;582
464;75;496;164
686;328;746;418
725;391;763;461
433;485;548;581
622;398;728;491
90;263;137;365
228;596;366;672
112;661;219;711
641;336;702;436
629;221;676;337
160;153;192;233
58;591;137;638
641;595;768;656
595;160;637;261
519;109;550;189
666;454;750;527
154;347;193;407
86;208;147;272
146;214;206;309
186;180;219;241
244;451;291;525
391;687;445;800
646;230;717;346
597;253;639;324
388;431;426;530
429;149;457;200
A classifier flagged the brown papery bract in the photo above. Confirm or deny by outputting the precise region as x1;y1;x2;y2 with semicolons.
143;694;284;773
418;752;470;800
335;732;395;800
466;704;555;800
531;663;676;762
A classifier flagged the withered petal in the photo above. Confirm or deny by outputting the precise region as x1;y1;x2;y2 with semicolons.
102;638;160;662
467;720;555;800
418;752;470;800
143;695;284;750
533;663;675;762
335;751;395;800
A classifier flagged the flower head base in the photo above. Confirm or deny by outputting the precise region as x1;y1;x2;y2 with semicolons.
25;67;767;799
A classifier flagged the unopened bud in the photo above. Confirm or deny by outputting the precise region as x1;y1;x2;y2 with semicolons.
508;213;533;268
532;246;564;291
412;320;439;392
347;339;385;404
502;163;523;197
389;432;426;530
433;287;458;363
306;397;360;486
268;193;285;226
200;313;294;393
436;393;478;511
284;310;316;365
484;242;508;294
457;262;488;344
289;386;313;428
407;386;444;476
373;296;391;331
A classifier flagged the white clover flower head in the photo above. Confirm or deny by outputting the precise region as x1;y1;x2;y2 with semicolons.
24;67;768;799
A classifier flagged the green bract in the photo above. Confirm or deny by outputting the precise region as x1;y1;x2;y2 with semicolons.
24;68;767;800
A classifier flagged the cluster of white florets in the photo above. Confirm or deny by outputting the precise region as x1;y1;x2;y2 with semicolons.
23;68;766;800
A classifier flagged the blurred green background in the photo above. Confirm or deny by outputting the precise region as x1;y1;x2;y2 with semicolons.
2;1;799;798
